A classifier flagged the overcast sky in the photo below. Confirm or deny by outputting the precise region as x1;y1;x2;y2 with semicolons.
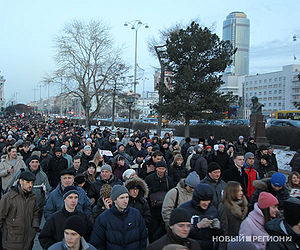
1;0;300;104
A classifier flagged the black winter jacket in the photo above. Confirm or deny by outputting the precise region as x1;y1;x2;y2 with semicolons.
39;207;90;249
190;154;208;180
87;175;122;202
47;156;68;188
180;184;220;249
168;163;189;185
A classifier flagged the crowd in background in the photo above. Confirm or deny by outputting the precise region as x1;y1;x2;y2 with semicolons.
0;117;299;250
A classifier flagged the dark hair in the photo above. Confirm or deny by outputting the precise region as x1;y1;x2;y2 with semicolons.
233;153;244;159
7;146;16;153
185;137;191;143
261;207;273;225
152;150;163;157
73;155;81;161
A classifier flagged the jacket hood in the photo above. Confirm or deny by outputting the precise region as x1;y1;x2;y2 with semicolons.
265;218;287;236
125;177;149;198
192;183;213;207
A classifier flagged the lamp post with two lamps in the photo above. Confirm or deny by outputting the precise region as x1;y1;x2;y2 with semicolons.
124;20;149;115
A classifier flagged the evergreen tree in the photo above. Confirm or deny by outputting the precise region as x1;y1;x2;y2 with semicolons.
155;21;236;136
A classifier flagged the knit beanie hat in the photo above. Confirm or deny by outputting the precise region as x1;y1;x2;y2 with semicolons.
169;208;191;226
63;185;79;200
111;185;129;201
284;197;300;226
101;164;112;173
185;171;200;188
244;152;254;162
270;172;286;187
122;169;136;181
258;192;278;209
207;162;221;173
83;145;91;152
156;161;167;168
64;215;86;236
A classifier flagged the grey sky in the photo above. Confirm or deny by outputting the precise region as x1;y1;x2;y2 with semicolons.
0;0;300;104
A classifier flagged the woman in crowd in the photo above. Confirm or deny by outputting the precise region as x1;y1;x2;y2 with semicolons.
93;151;105;177
287;171;300;195
168;154;188;185
239;192;279;250
218;181;248;249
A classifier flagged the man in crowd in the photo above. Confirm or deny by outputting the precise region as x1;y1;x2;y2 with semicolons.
147;208;200;250
200;162;226;209
0;171;39;250
47;148;68;189
223;153;248;198
47;215;96;250
90;185;147;249
249;172;289;212
87;164;122;205
0;146;26;193
39;186;91;249
6;155;51;223
44;169;91;220
61;145;73;169
243;152;259;200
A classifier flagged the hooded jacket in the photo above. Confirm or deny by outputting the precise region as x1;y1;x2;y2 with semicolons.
47;155;68;188
239;202;269;250
162;179;194;225
0;185;39;250
180;184;219;249
248;179;289;212
189;154;208;180
265;218;300;250
125;177;151;227
90;204;147;250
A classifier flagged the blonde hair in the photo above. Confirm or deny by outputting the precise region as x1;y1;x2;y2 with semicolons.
172;154;183;165
93;150;104;167
223;181;241;206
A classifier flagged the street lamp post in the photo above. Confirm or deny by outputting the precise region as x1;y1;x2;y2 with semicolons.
125;91;135;136
124;20;149;116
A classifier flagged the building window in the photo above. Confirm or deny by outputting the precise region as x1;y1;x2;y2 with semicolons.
279;102;281;106
259;92;261;95
264;91;267;95
279;84;282;87
254;92;257;96
259;80;262;83
269;103;271;107
264;79;267;83
279;90;282;94
274;90;277;94
268;85;272;88
278;96;281;100
279;77;282;81
275;78;277;82
269;79;272;82
269;91;272;94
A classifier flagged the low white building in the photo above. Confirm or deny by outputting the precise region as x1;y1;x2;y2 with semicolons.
136;91;159;118
220;64;300;118
243;64;300;117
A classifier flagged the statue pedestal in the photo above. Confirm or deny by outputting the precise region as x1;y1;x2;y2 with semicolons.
250;114;268;145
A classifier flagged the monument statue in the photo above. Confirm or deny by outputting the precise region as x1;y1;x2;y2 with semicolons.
251;96;264;115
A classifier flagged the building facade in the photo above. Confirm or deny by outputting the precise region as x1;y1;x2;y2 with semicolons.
243;64;300;117
0;75;5;110
223;11;250;76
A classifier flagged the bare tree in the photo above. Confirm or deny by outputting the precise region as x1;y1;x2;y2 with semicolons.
46;20;128;128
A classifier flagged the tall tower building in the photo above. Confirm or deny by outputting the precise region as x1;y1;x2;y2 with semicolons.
223;11;250;76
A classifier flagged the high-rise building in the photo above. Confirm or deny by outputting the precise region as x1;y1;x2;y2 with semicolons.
223;11;250;76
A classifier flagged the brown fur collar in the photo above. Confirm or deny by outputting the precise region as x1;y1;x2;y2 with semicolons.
224;195;248;220
125;177;149;198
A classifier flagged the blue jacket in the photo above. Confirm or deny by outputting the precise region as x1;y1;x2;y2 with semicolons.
90;204;147;250
44;183;91;221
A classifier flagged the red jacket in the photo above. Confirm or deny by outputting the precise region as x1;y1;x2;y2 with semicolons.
244;163;259;200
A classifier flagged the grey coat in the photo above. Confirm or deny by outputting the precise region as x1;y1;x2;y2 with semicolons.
48;237;96;250
200;175;226;209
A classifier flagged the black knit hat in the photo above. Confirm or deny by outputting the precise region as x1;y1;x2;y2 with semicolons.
284;197;300;226
63;185;79;200
60;169;75;176
156;161;167;168
64;215;86;236
169;208;191;226
26;155;40;165
207;162;221;173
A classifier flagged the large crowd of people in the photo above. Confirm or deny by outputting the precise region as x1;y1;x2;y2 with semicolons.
0;116;299;250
